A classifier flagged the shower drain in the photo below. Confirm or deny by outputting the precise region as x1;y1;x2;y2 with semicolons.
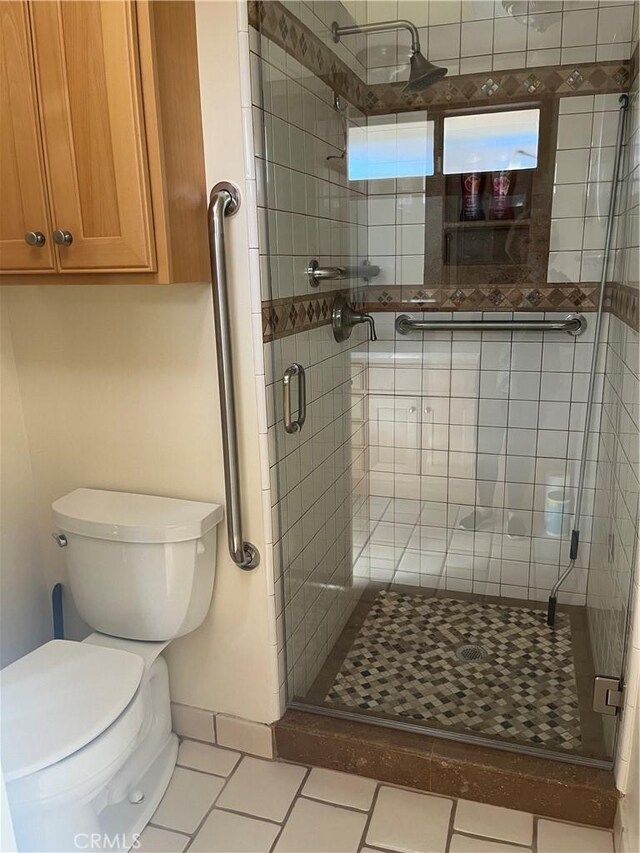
455;643;489;662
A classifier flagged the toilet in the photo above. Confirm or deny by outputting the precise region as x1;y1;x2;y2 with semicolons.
0;488;223;853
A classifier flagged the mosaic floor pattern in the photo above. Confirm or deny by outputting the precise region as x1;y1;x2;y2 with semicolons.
326;591;582;751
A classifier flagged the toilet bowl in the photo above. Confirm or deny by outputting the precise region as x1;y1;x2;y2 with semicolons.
2;639;176;853
1;489;223;852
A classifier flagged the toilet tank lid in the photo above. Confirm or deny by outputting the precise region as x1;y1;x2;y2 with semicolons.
52;488;224;543
0;640;144;782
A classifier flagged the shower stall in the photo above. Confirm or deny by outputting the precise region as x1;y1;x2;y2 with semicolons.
249;0;639;771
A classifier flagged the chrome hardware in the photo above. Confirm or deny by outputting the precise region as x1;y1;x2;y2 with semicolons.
307;259;346;287
25;231;46;247
52;533;68;547
283;364;307;434
360;260;381;281
207;182;259;570
332;293;377;342
53;229;73;246
307;259;381;288
395;313;587;336
593;676;624;716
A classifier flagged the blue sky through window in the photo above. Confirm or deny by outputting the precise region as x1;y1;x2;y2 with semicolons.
443;109;540;174
348;120;435;181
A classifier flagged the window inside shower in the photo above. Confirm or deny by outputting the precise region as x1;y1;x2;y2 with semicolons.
252;0;638;770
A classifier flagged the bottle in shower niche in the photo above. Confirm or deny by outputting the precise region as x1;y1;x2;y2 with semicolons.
460;172;486;221
489;170;515;220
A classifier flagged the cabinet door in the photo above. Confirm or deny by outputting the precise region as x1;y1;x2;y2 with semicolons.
0;3;55;272
29;1;156;272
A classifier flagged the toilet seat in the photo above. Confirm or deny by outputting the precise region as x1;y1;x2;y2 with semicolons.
1;640;144;783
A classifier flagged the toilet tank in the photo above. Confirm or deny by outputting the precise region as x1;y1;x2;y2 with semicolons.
52;489;224;641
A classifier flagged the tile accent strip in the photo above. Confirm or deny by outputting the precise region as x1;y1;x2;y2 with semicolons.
262;289;347;342
248;0;366;110
353;283;601;314
260;284;604;340
365;63;631;114
249;1;631;115
259;284;640;342
606;281;640;332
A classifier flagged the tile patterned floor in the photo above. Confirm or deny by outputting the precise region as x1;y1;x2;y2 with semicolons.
326;590;582;751
139;739;615;853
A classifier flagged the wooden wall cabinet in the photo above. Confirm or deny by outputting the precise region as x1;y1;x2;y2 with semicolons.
0;1;209;284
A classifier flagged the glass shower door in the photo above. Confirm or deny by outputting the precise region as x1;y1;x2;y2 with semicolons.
251;0;631;769
250;13;372;707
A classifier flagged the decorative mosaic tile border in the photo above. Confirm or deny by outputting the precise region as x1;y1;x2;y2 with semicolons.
262;289;344;341
261;284;606;341
353;283;602;314
249;1;631;115
261;283;638;340
365;63;631;114
606;282;640;332
248;0;366;110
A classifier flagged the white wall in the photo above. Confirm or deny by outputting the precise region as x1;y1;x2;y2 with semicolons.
0;0;280;724
0;294;51;668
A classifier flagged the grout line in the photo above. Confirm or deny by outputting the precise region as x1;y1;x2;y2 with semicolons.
181;751;250;851
267;765;312;852
445;795;459;853
451;828;534;850
145;823;191;838
532;814;540;853
356;782;382;853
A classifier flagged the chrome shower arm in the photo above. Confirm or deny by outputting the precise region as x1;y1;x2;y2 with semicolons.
331;20;421;54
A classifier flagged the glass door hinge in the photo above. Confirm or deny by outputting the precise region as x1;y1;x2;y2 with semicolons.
593;676;624;716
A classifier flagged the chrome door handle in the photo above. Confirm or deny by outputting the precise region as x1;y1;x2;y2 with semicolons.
53;229;73;246
207;182;259;570
25;231;46;247
283;363;306;434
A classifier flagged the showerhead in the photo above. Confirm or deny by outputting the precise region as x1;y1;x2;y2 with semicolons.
331;19;447;94
404;51;448;94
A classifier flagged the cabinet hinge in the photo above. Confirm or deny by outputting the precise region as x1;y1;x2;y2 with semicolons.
593;676;624;716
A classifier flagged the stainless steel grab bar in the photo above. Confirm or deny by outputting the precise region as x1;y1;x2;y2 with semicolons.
395;313;587;336
207;182;259;570
283;364;307;434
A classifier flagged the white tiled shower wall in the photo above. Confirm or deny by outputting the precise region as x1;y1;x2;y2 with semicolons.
549;92;627;283
249;20;371;698
362;309;604;603
345;0;636;81
358;87;630;602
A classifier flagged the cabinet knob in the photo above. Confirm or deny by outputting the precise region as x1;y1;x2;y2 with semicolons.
53;229;73;246
25;231;46;247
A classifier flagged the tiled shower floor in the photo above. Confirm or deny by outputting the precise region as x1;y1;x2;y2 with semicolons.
306;586;607;760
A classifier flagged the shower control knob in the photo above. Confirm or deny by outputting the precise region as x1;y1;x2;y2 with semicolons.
53;229;73;246
25;231;46;247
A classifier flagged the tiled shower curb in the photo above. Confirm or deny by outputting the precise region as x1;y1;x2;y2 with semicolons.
274;709;618;828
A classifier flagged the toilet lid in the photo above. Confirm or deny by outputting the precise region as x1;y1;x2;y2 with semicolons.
0;640;144;782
